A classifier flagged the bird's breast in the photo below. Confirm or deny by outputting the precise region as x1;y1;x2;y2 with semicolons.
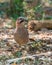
14;27;29;45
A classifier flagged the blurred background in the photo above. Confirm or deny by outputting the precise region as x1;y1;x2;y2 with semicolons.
0;0;52;20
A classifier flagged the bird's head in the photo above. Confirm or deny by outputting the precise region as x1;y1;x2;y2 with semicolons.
16;17;28;27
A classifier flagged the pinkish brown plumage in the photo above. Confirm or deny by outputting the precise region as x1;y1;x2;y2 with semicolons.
14;17;29;46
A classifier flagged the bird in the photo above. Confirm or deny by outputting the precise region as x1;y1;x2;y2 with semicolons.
14;17;29;47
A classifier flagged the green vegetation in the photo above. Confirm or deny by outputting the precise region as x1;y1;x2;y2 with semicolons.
0;0;52;20
6;0;24;19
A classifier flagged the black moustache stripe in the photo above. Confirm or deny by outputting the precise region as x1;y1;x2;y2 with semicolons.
20;20;24;23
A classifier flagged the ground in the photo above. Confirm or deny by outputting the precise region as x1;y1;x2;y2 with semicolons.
0;18;52;65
